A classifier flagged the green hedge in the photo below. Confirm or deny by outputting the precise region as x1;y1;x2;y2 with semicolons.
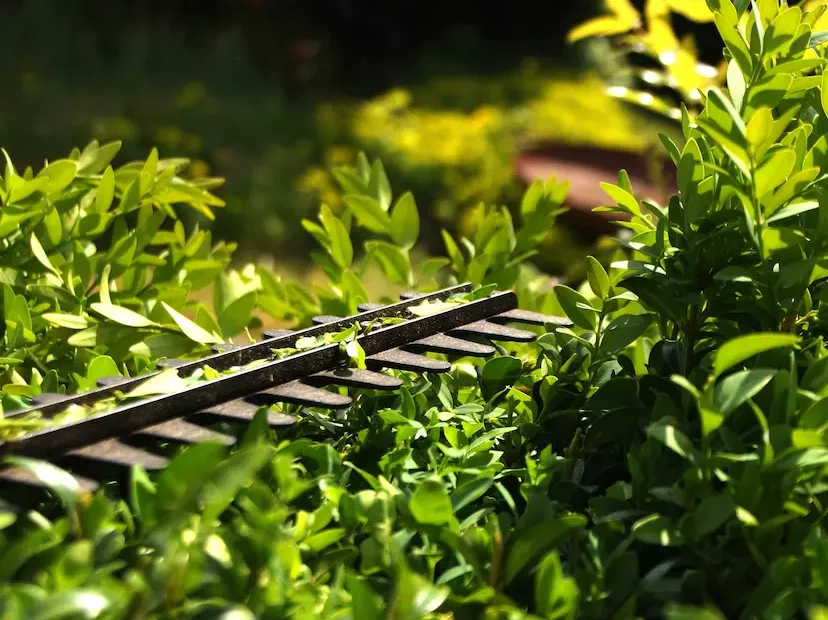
2;2;828;618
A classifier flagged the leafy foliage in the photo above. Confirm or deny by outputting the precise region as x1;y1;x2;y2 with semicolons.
3;2;828;618
0;142;294;412
570;0;721;120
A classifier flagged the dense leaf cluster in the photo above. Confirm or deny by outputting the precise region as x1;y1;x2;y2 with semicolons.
2;1;828;618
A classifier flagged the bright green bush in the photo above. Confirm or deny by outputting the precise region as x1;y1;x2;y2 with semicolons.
0;142;293;413
3;1;828;618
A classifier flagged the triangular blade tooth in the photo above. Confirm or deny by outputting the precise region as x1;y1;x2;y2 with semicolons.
408;333;496;357
307;368;403;390
311;315;341;325
263;329;294;340
253;382;352;408
357;303;385;312
95;375;133;388
30;392;72;408
492;308;573;327
450;320;536;342
0;466;100;493
194;400;296;427
156;358;190;370
134;418;236;446
212;343;245;354
366;349;451;373
66;439;169;472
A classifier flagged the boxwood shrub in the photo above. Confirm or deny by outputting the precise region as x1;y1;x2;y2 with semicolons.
2;1;828;618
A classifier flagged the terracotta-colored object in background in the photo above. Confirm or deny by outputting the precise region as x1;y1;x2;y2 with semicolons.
515;143;677;236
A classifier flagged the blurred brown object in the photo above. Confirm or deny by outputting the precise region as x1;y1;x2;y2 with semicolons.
515;143;677;236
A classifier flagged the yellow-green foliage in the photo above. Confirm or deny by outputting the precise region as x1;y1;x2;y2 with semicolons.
568;0;721;118
301;73;652;231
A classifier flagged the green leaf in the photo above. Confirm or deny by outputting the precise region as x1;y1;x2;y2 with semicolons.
303;528;346;552
368;159;392;211
761;226;805;257
90;302;157;328
346;574;383;620
714;12;753;77
697;89;750;176
420;257;451;279
690;494;734;538
30;233;59;276
95;167;115;213
600;314;653;354
162;301;222;344
344;338;366;370
41;313;88;330
79;140;121;173
343;194;391;234
810;30;828;48
535;551;579;619
747;107;773;155
766;200;819;223
647;423;696;461
154;442;227;513
409;477;453;525
201;442;274;522
27;589;111;620
0;512;16;530
713;369;777;415
666;604;727;620
746;74;793;114
129;334;194;360
800;396;828;429
218;291;256;338
7;176;49;203
481;356;524;401
451;477;493;512
389;192;420;249
503;514;587;585
366;240;412;286
632;514;684;546
86;356;121;384
823;70;828;116
727;59;746;111
320;206;353;269
764;6;802;55
755;147;796;197
554;285;598;331
37;159;78;194
4;458;83;517
586;255;610;299
713;333;799;376
600;183;640;216
123;369;188;399
393;565;450;618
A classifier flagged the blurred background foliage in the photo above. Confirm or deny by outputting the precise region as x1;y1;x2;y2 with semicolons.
0;0;722;281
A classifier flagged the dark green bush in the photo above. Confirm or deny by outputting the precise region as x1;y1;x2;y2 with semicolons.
2;1;828;618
